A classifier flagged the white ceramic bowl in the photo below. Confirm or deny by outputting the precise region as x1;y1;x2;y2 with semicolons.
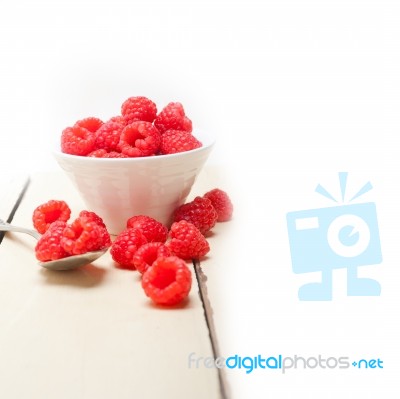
53;132;215;234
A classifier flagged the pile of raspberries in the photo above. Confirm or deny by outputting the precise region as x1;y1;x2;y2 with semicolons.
32;188;233;306
61;96;202;157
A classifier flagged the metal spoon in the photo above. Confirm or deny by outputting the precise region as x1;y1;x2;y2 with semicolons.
0;219;107;271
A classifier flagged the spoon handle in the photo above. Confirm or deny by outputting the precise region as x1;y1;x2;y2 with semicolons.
0;219;41;240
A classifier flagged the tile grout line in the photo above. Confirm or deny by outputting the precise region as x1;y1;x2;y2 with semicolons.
193;259;230;399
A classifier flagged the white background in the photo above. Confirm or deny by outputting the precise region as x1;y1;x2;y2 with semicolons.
1;0;400;398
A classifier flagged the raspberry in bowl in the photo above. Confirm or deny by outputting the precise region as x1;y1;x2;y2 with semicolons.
53;96;214;234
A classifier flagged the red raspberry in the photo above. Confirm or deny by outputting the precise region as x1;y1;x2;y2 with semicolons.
87;148;108;158
119;121;161;157
35;221;69;262
79;210;106;228
94;121;124;152
79;210;111;248
88;149;107;157
160;130;202;155
132;242;171;274
173;196;217;234
75;117;104;133
108;115;127;126
61;216;110;255
61;126;96;156
203;188;233;222
110;228;148;269
167;221;210;260
32;200;71;234
87;149;128;158
102;151;128;158
154;102;192;134
126;215;168;243
141;256;192;306
121;96;157;125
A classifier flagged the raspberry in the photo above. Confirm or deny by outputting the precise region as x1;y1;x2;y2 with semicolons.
35;221;69;262
167;220;210;260
160;130;202;155
61;216;110;255
108;115;127;126
75;117;104;133
88;149;108;157
79;211;111;248
110;228;148;269
61;126;96;156
154;102;192;134
32;200;71;234
126;215;168;243
173;196;217;234
102;151;128;158
203;188;233;222
88;149;128;158
79;210;106;228
119;121;161;157
132;242;171;274
94;121;124;152
121;96;157;125
141;256;192;306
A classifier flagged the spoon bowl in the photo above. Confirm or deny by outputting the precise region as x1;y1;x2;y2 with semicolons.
0;219;107;270
38;249;107;271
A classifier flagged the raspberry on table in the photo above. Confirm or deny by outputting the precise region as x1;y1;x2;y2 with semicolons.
132;242;171;274
154;102;193;134
61;126;96;156
35;221;69;262
167;220;210;260
74;117;104;133
110;228;148;269
159;130;202;155
121;96;157;125
61;216;111;255
173;196;217;234
203;188;233;222
32;199;71;234
126;215;168;243
141;256;192;306
94;121;125;152
119;121;161;157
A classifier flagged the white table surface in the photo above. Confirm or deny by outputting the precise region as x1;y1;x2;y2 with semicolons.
0;172;223;399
